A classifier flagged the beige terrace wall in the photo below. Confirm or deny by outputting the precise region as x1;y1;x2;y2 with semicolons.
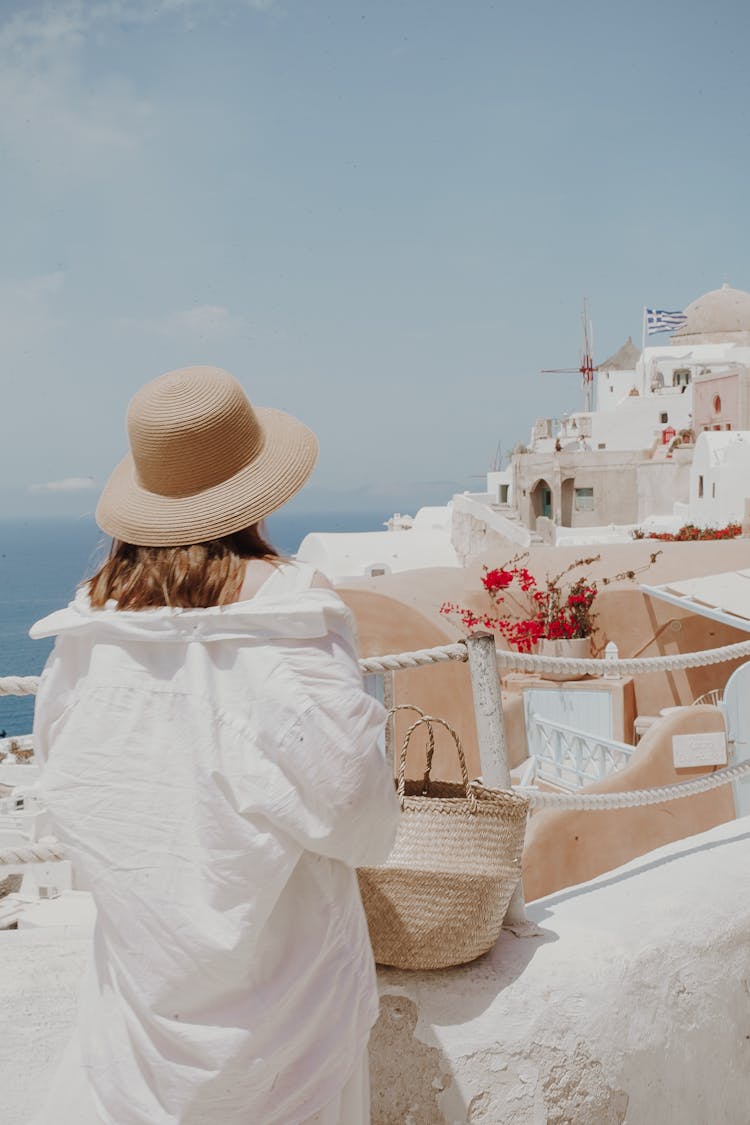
338;589;485;783
523;705;734;901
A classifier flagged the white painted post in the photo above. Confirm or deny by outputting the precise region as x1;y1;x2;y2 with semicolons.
465;633;527;927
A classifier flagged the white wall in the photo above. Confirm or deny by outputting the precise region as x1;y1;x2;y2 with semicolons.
636;455;693;520
595;367;641;413
450;492;531;563
486;470;513;506
588;394;692;451
689;431;750;526
296;528;459;580
538;393;691;456
641;343;750;394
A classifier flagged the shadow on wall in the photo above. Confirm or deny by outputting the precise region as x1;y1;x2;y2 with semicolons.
370;923;558;1124
594;586;747;716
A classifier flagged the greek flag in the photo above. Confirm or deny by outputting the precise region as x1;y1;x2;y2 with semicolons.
646;308;688;335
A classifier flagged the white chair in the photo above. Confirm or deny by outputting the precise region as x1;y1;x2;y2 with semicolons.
720;662;750;817
691;688;724;707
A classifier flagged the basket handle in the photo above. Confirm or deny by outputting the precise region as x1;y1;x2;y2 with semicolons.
387;705;435;793
395;714;478;813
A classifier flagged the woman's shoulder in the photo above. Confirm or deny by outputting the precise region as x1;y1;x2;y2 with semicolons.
238;558;333;601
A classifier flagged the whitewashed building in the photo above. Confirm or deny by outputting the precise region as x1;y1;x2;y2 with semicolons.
689;430;750;527
296;505;459;581
474;282;750;549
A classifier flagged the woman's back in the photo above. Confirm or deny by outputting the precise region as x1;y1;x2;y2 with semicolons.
31;561;398;1125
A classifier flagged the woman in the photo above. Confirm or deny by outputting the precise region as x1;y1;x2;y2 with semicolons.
30;366;399;1125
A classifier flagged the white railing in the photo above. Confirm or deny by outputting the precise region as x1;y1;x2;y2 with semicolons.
528;713;635;791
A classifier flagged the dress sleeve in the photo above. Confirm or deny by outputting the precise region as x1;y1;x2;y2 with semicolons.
267;685;400;868
232;579;400;865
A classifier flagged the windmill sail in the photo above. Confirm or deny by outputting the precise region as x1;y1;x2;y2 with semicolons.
540;299;596;413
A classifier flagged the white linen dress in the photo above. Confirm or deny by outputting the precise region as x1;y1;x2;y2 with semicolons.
28;561;399;1125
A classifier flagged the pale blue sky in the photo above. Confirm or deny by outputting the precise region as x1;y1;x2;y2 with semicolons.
2;0;749;519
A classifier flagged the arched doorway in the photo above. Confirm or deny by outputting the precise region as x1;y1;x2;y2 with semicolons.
560;478;575;526
530;478;553;522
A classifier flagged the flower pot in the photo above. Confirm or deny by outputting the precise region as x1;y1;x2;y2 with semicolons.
536;637;591;682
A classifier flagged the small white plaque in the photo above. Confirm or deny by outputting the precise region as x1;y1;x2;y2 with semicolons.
672;732;727;769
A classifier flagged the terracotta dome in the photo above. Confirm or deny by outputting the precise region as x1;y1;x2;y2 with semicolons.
672;282;750;344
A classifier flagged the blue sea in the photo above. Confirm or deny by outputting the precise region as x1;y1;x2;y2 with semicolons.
0;511;388;737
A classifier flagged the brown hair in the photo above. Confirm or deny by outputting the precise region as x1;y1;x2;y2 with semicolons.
87;524;280;610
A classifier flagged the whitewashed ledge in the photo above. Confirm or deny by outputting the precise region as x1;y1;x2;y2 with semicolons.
4;817;750;1124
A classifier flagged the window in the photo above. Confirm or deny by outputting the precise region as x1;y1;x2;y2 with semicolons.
498;484;509;504
660;412;669;424
712;483;717;499
574;487;594;512
673;369;691;387
713;394;722;414
698;475;704;498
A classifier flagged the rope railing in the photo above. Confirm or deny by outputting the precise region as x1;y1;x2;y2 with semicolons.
493;638;750;677
0;676;41;697
0;842;67;866
3;758;750;867
4;635;750;693
359;643;467;675
361;636;750;677
519;758;750;810
4;635;750;872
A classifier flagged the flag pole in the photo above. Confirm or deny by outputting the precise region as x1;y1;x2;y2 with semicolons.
641;306;647;356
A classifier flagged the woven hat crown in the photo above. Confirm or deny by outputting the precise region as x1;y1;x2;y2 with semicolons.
96;364;318;546
129;366;262;498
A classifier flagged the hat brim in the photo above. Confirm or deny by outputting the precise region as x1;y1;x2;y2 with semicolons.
96;407;318;547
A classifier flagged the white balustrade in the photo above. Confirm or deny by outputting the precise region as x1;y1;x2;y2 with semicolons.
527;713;635;790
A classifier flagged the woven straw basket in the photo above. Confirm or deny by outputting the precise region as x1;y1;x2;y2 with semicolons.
357;710;529;971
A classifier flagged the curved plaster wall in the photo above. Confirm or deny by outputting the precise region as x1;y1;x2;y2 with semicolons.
523;704;735;901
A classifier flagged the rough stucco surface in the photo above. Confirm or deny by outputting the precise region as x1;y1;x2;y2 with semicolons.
370;819;750;1123
4;818;750;1124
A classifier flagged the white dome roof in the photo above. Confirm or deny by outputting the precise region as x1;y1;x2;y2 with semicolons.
673;283;750;343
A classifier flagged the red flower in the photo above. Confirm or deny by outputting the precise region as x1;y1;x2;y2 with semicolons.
482;568;514;592
632;521;742;543
441;550;657;653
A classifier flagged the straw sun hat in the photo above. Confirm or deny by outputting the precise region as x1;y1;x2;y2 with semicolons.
96;366;318;547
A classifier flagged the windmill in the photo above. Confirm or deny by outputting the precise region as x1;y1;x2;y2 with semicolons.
540;299;596;413
469;440;505;483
